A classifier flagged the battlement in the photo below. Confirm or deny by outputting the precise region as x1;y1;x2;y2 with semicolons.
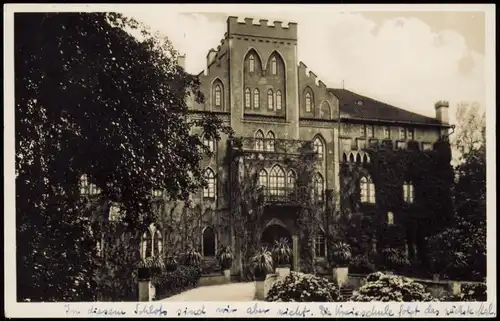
434;100;449;109
298;61;327;89
227;16;298;41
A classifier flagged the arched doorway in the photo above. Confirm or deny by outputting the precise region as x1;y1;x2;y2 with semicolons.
261;224;292;250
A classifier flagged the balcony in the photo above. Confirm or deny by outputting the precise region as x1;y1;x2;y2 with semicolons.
234;137;315;156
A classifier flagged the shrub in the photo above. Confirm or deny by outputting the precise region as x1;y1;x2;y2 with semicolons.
152;265;201;300
165;255;178;272
349;255;376;274
351;272;436;302
442;282;487;302
330;242;352;267
272;238;293;266
266;272;342;302
250;246;273;279
181;248;202;266
216;245;234;270
380;248;410;271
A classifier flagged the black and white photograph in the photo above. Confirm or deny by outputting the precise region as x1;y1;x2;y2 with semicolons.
4;3;496;316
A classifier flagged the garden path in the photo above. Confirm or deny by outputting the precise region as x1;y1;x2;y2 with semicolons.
161;282;257;301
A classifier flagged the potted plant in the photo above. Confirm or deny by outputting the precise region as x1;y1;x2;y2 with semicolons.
330;241;352;288
381;248;410;275
165;255;179;272
181;247;202;267
216;245;234;281
271;238;293;279
250;246;274;300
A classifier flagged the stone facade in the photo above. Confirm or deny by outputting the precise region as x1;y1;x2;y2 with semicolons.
125;16;451;276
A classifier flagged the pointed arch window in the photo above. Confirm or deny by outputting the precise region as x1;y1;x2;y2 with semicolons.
140;224;162;259
403;182;414;203
269;165;286;196
203;135;215;154
276;90;282;110
287;170;296;190
314;230;326;257
360;176;376;204
249;55;255;73
214;85;222;108
265;131;275;152
258;169;268;188
313;136;324;159
271;56;277;75
267;89;274;110
305;92;312;112
255;130;265;151
80;174;99;196
245;88;251;109
313;173;325;202
253;89;260;109
202;226;216;257
203;168;216;198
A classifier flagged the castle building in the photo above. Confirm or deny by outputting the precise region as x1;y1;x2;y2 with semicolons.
86;16;452;276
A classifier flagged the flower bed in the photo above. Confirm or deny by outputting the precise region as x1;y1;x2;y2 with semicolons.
265;272;342;302
152;265;201;300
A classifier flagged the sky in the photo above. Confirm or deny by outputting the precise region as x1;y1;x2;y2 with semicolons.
120;5;487;127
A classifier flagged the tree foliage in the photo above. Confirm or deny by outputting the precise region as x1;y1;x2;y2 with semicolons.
15;12;230;301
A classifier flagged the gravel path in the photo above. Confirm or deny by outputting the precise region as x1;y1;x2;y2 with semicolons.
161;282;257;301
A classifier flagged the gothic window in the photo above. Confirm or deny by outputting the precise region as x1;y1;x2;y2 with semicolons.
407;128;414;140
314;231;326;257
214;85;222;108
269;165;286;196
360;125;366;137
349;153;355;163
305;91;312;112
271;56;277;75
203;135;215;154
367;125;374;138
276;90;282;110
313;173;324;202
287;170;296;190
267;89;274;110
384;127;391;139
360;176;376;204
245;88;251;109
253;89;260;109
80;174;99;196
255;130;265;151
355;153;362;164
152;188;164;198
249;54;255;72
203;168;216;198
202;226;216;257
265;131;275;152
342;153;348;163
399;127;406;140
313;136;324;159
153;229;163;257
258;169;268;188
363;154;369;164
403;182;415;203
141;231;152;259
387;212;394;225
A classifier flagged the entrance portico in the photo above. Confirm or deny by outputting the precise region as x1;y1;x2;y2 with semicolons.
261;218;299;271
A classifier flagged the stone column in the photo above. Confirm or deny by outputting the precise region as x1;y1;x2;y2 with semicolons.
292;234;299;272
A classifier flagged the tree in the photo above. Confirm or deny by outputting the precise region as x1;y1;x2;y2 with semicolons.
15;12;231;301
427;102;486;280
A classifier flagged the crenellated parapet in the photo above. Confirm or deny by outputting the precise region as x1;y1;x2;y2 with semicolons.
227;16;297;41
298;61;327;89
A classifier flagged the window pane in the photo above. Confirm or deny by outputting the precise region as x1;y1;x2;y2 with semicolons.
254;89;260;109
267;90;273;110
245;88;251;108
271;57;277;75
249;55;255;72
276;91;282;110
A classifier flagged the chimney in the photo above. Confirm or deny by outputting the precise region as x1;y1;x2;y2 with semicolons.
206;49;217;68
177;54;186;70
434;100;449;124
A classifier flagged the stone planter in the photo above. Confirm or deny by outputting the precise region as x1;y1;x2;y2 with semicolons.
332;267;349;288
275;265;291;281
223;269;231;282
138;279;152;302
254;280;265;300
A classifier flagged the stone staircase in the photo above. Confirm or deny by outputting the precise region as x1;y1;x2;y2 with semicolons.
340;287;354;301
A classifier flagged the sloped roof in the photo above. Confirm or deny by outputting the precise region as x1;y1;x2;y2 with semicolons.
328;88;442;126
